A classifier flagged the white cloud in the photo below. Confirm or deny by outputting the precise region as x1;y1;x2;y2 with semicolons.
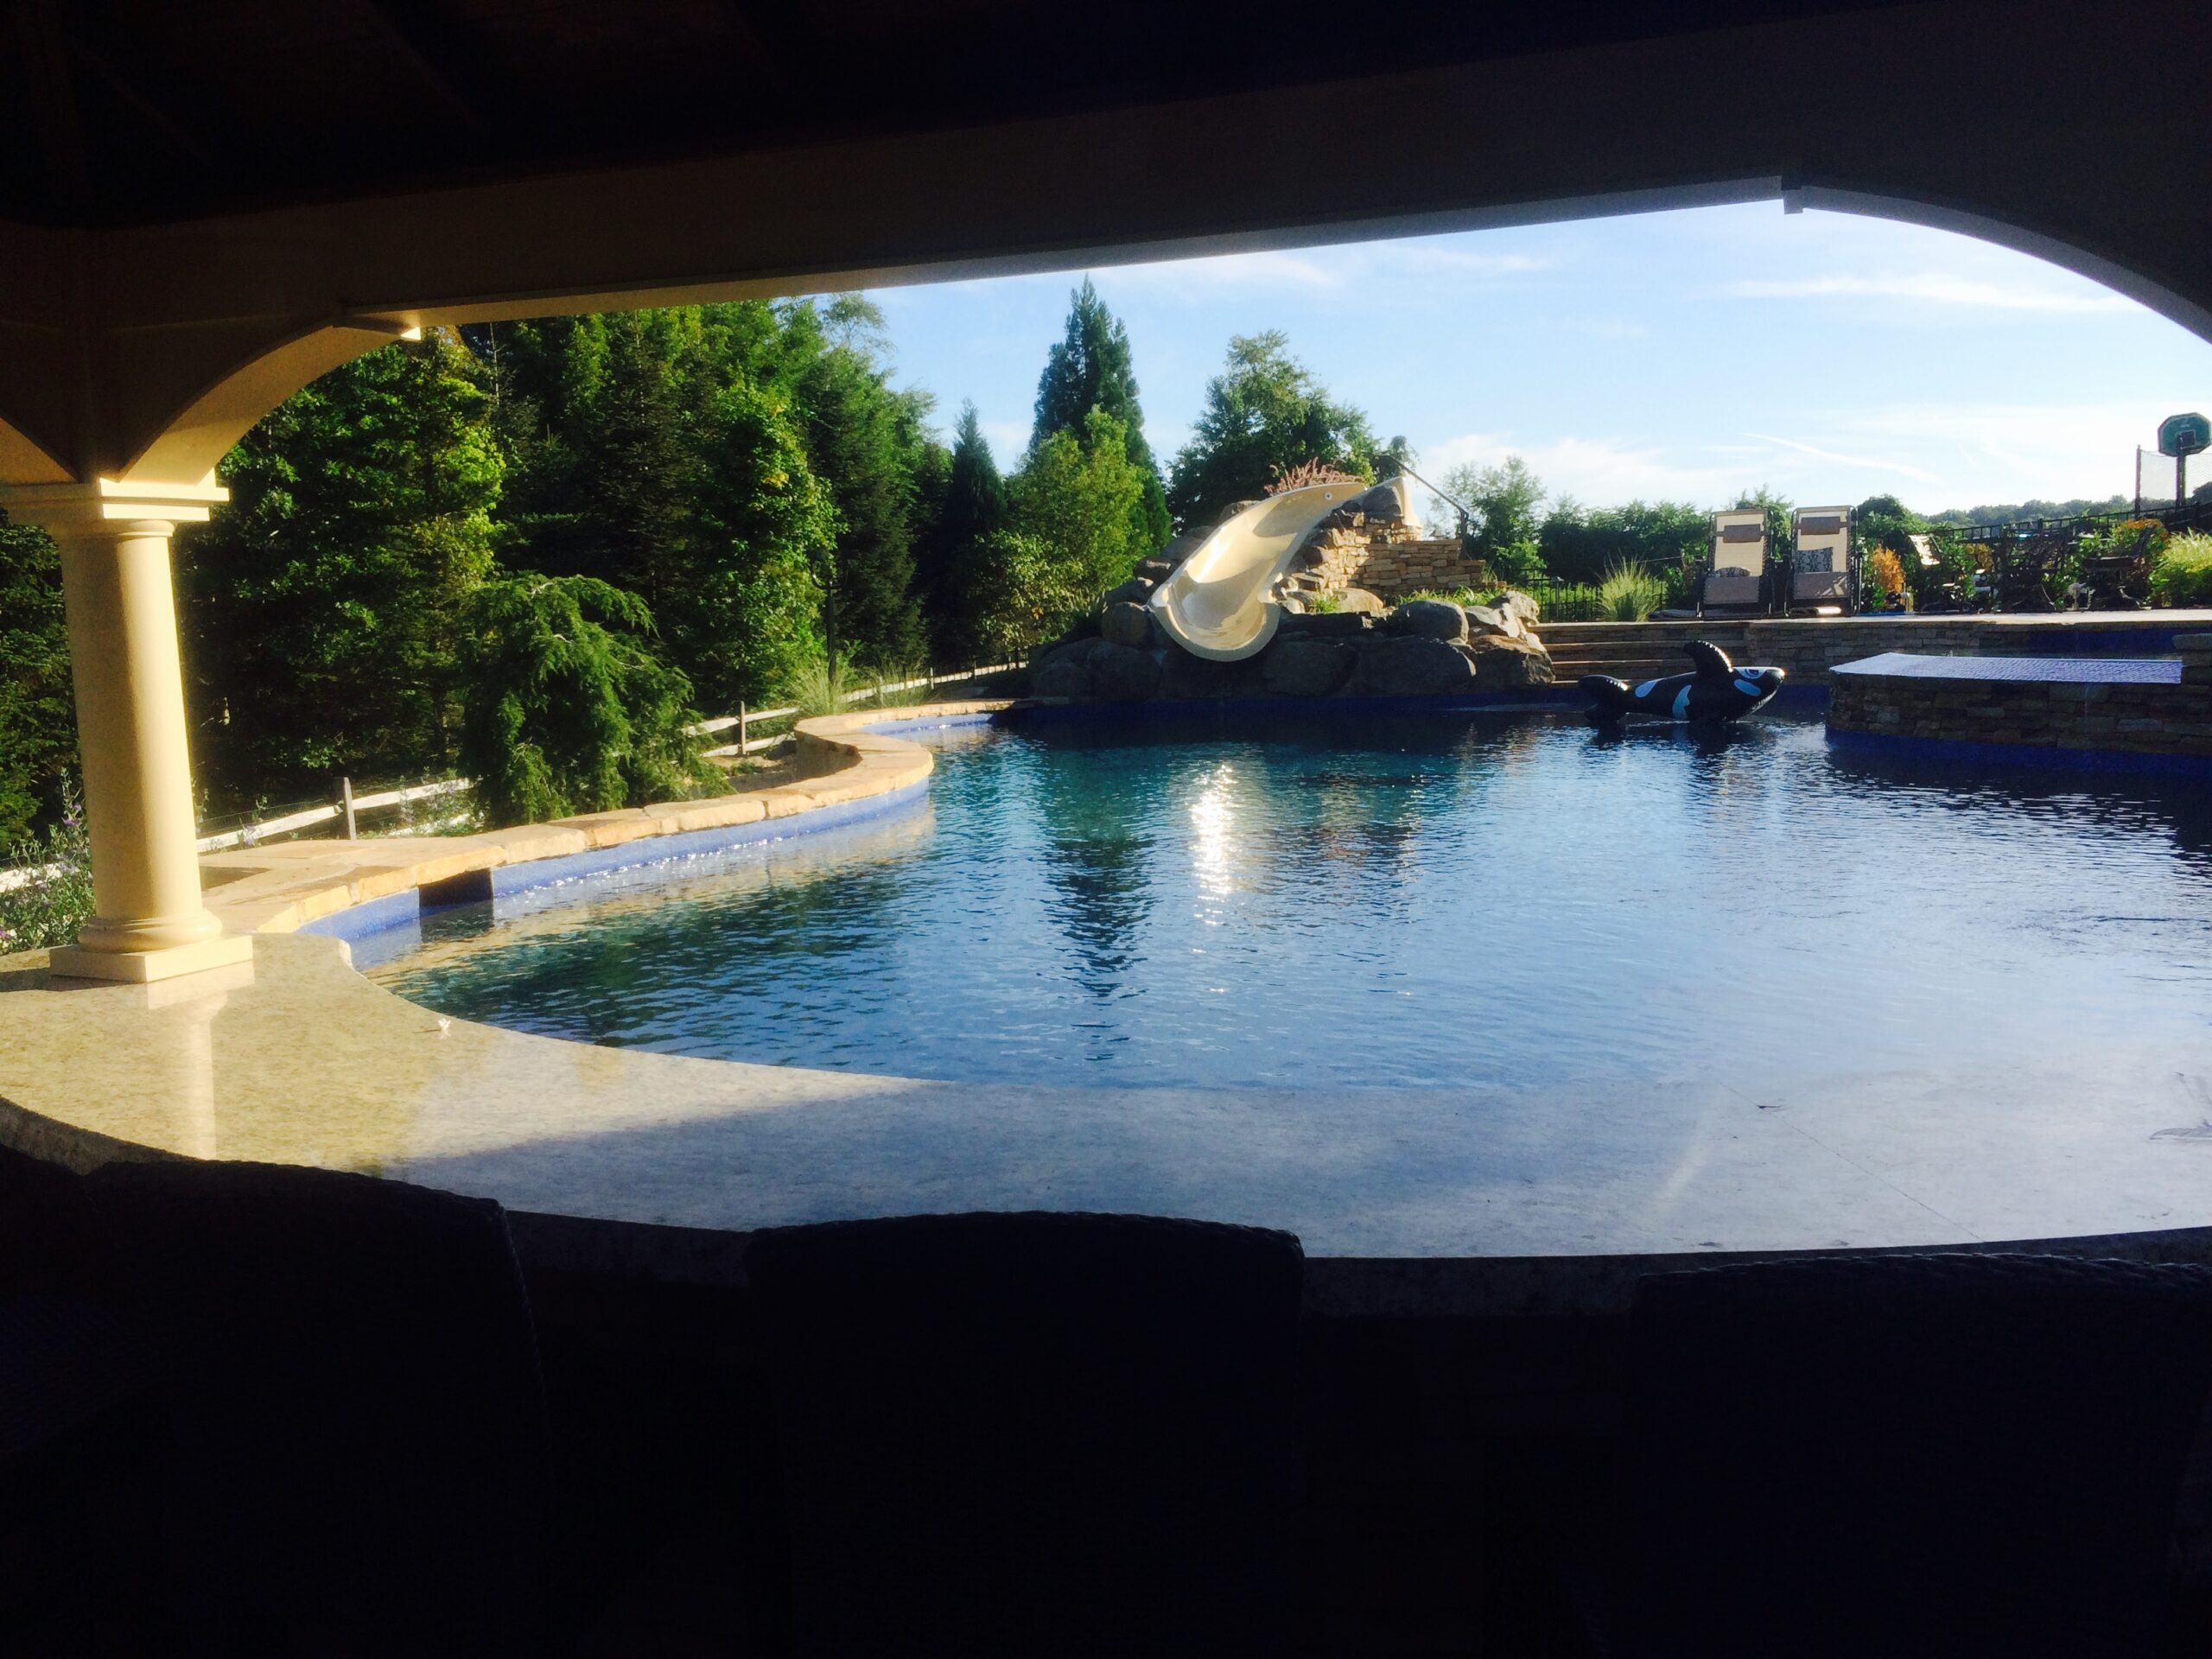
979;419;1029;454
1421;432;1749;506
1827;401;2166;498
1746;432;1943;483
1724;272;2130;313
1420;401;2174;515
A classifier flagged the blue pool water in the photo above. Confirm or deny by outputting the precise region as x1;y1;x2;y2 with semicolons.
365;709;2212;1092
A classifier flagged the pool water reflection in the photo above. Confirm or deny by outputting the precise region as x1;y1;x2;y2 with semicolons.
365;709;2212;1095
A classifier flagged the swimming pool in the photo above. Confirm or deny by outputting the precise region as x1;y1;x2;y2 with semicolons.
363;707;2212;1102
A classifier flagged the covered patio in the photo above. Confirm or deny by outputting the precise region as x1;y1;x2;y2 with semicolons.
7;3;2212;1652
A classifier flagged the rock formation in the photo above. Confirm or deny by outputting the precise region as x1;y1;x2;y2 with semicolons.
1026;569;1554;705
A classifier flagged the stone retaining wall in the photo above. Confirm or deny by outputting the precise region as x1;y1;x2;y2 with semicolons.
1827;639;2212;759
1300;521;1487;599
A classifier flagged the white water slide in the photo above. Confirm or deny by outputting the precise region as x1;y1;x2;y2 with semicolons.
1148;477;1417;661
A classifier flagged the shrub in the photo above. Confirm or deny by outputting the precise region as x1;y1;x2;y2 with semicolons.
0;776;94;954
2150;531;2212;607
785;656;855;720
966;529;1094;659
1865;545;1908;605
458;575;713;829
1489;538;1547;587
1598;559;1666;621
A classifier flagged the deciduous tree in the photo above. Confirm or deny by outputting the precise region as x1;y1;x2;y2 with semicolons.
1166;333;1378;531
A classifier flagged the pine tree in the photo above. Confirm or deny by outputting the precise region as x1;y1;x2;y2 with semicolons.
181;331;502;804
928;403;1007;662
782;299;928;671
1031;278;1172;549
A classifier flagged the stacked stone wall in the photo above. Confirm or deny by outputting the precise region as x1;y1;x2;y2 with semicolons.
1827;639;2212;758
1301;522;1489;598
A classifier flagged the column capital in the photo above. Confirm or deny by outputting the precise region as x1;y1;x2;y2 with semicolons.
1;476;229;537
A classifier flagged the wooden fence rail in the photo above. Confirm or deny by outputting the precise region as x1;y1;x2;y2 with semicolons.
3;660;1023;887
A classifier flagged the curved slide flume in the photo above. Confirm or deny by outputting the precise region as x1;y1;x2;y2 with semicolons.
1148;479;1381;661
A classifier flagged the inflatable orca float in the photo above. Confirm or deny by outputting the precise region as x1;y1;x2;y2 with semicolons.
1580;639;1784;722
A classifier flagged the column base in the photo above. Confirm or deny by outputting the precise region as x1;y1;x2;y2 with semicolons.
49;932;257;985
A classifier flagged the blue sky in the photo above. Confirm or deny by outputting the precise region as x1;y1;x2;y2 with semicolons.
867;202;2212;517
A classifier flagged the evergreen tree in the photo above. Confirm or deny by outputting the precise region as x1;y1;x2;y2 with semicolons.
181;331;502;805
781;298;927;671
1031;278;1171;548
927;402;1007;662
0;514;72;844
458;574;709;829
1166;333;1379;531
680;379;838;708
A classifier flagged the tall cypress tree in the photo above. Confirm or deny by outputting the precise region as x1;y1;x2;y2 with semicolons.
930;402;1007;662
1030;278;1172;550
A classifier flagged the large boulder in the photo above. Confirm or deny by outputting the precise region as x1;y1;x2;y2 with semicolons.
1135;557;1179;583
1464;635;1556;690
1033;634;1106;672
1089;642;1162;702
1099;601;1154;649
1384;599;1469;642
1276;610;1373;640
1338;587;1387;615
1032;659;1090;700
1102;576;1154;608
1351;481;1404;522
1158;533;1209;565
1464;601;1525;642
1492;589;1542;633
1356;635;1478;696
1160;647;1265;701
1263;639;1358;697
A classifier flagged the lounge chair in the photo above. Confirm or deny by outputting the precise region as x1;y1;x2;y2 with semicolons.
1790;505;1854;611
1701;510;1769;613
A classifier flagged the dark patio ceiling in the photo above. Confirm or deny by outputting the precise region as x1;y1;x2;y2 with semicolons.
3;0;1902;228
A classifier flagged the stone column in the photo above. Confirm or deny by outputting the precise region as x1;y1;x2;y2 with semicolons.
3;479;253;982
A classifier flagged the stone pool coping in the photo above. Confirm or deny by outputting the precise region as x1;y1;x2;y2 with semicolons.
194;701;1010;941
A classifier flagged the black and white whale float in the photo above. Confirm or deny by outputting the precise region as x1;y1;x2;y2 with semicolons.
1580;639;1784;722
